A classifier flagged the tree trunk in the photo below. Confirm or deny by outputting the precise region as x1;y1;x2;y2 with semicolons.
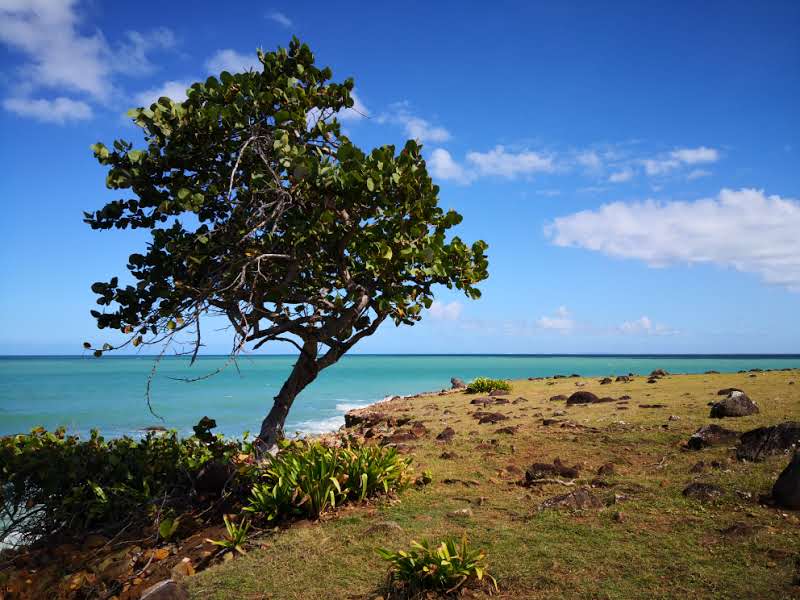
257;342;319;451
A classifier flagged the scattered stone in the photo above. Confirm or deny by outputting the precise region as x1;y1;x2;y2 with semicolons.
449;508;474;518
512;396;528;404
599;377;613;385
687;424;740;450
647;378;658;384
495;426;518;435
615;375;632;382
539;487;602;511
470;397;493;406
440;451;459;460
489;389;510;397
619;395;632;400
772;451;800;510
478;412;508;424
710;391;759;418
549;394;568;402
493;397;510;405
668;415;681;421
170;558;195;581
566;391;599;405
597;462;616;477
650;369;669;378
594;397;616;404
639;404;667;409
525;458;580;483
436;427;455;442
736;421;800;461
689;461;707;473
140;580;189;600
364;520;403;535
553;410;567;416
719;522;762;538
450;377;466;389
541;418;562;426
682;482;724;502
382;431;417;445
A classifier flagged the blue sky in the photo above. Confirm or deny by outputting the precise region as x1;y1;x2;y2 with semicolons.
0;0;798;355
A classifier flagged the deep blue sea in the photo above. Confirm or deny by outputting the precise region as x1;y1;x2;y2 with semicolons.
2;354;799;439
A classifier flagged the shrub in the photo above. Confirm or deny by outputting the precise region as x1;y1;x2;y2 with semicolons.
465;377;512;394
0;420;255;546
245;439;412;521
377;535;497;596
207;515;250;555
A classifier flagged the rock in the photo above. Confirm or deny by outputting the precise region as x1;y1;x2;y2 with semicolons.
539;487;602;511
599;377;613;385
541;418;562;426
140;580;189;600
409;421;428;437
638;404;667;409
470;397;493;406
594;397;616;404
647;378;658;384
495;426;518;435
615;375;632;382
687;424;739;450
440;451;459;460
436;427;456;442
170;558;195;581
736;421;800;461
489;389;510;397
619;395;632;400
772;451;800;510
364;520;403;535
493;397;510;405
450;377;466;389
553;410;567;416
597;462;615;476
525;458;579;482
682;482;724;502
449;508;474;518
668;415;681;421
478;412;508;424
717;387;743;396
710;391;759;418
612;511;624;522
345;411;391;428
650;369;669;378
382;431;417;444
549;394;568;402
512;397;528;404
566;391;599;405
719;522;762;538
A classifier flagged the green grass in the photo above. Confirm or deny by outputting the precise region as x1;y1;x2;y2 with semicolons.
190;370;800;599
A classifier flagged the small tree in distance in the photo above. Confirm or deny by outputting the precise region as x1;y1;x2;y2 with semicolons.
84;39;489;449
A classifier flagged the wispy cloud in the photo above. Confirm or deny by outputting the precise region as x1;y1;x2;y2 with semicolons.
537;306;574;333
206;49;261;74
546;188;800;291
428;301;463;321
608;168;634;183
618;316;678;336
267;11;293;28
429;145;554;184
377;102;451;143
642;146;720;176
2;96;92;123
134;80;191;106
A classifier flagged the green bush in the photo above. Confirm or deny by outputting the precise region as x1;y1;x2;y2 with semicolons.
245;439;412;521
0;420;255;546
465;377;512;393
378;535;497;596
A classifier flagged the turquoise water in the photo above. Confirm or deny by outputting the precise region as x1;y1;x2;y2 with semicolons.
1;354;799;439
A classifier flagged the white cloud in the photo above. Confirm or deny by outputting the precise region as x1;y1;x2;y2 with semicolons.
576;151;602;171
428;301;463;321
687;169;711;180
378;103;450;142
267;11;293;28
546;188;800;291
608;168;634;183
337;89;369;121
2;95;91;123
671;146;718;164
537;306;574;333
466;145;555;178
619;316;677;336
428;148;474;185
205;49;261;74
0;0;176;122
134;80;191;106
642;146;720;176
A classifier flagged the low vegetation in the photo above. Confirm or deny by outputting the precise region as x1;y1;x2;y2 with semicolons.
378;535;497;597
465;377;512;394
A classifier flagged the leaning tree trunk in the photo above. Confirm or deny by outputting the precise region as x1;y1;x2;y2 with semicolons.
257;341;320;451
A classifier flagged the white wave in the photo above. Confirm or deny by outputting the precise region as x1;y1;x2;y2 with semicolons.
292;415;345;435
335;402;371;412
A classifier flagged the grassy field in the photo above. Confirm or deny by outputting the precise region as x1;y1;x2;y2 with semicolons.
190;369;800;600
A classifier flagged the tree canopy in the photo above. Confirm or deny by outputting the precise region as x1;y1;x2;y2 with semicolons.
85;38;489;444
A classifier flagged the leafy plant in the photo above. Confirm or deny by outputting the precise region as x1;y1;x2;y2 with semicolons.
0;420;254;545
84;37;489;447
465;377;512;394
378;535;498;596
158;516;181;541
206;515;250;555
245;440;411;521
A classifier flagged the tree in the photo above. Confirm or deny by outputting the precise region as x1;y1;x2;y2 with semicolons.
85;39;489;448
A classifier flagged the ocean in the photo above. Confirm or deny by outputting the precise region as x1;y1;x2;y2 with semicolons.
1;354;799;439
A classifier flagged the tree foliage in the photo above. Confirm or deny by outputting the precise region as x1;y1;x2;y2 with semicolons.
84;38;488;439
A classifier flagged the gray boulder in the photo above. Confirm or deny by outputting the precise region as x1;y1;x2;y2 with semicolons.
709;391;759;418
450;377;466;389
687;424;739;450
772;451;800;510
736;422;800;461
140;580;189;600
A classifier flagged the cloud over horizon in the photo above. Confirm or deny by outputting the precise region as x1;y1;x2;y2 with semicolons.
546;188;800;291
